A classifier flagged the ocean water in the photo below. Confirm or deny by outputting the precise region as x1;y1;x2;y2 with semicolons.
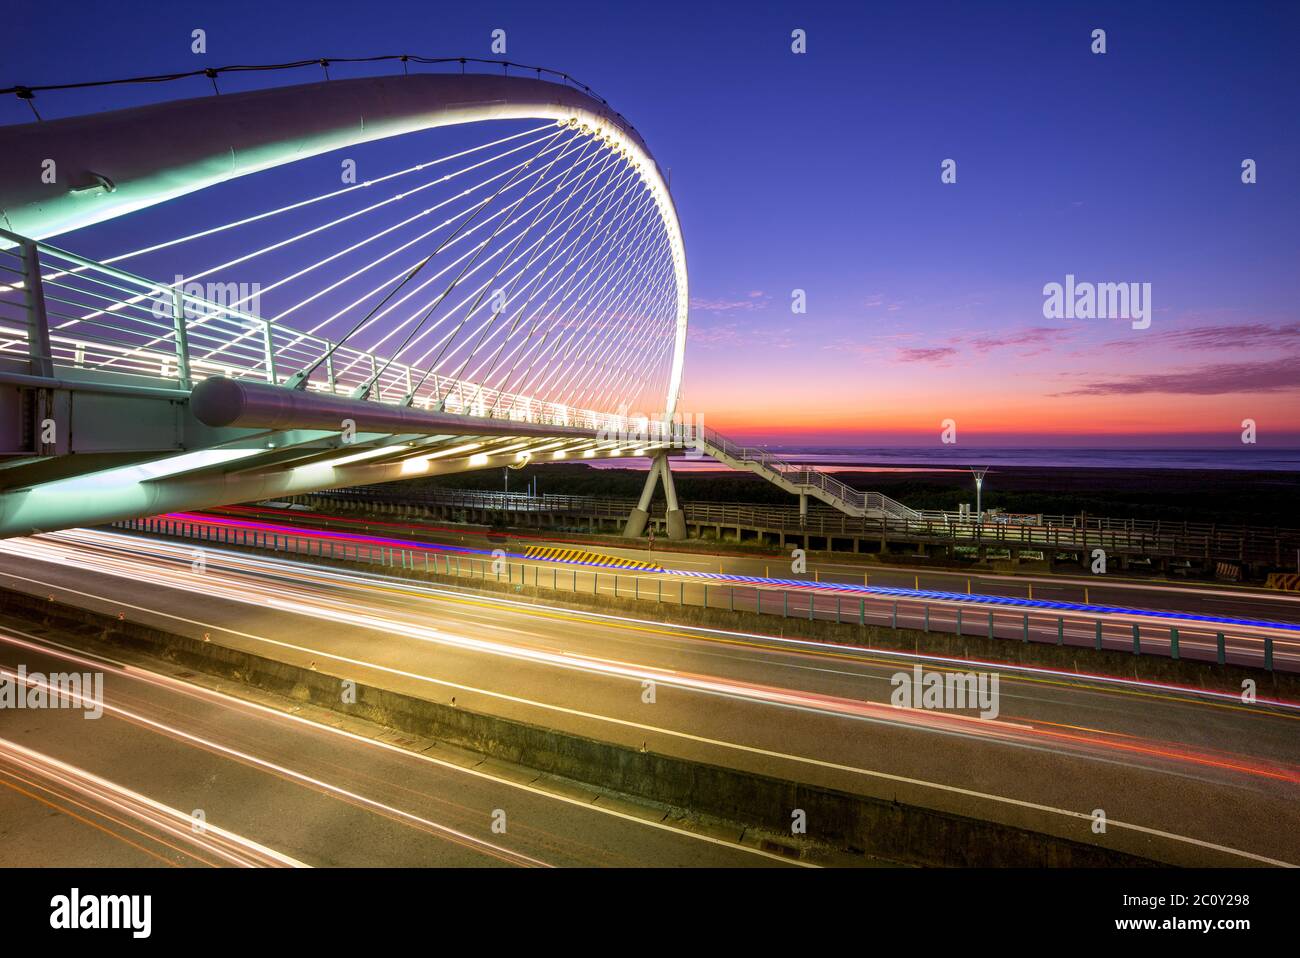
609;447;1300;472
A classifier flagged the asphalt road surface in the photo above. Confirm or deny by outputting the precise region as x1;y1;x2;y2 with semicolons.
0;631;794;867
1;528;1297;867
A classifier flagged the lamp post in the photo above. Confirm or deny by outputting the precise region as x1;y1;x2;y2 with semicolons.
970;466;989;519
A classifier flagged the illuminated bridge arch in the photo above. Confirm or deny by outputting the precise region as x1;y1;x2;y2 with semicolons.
0;70;689;417
0;65;695;536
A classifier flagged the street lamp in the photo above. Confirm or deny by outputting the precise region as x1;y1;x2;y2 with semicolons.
970;465;989;519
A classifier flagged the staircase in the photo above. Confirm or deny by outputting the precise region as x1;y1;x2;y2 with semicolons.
696;427;920;521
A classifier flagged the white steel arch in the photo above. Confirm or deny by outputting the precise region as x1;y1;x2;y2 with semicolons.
0;73;689;414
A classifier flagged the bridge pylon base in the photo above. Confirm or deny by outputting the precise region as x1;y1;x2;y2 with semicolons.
622;452;686;540
624;507;650;539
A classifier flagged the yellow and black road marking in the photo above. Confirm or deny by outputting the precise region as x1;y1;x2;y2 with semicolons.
524;545;662;572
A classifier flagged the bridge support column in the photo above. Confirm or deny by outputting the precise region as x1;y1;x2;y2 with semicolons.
799;492;808;526
661;454;686;540
622;453;686;540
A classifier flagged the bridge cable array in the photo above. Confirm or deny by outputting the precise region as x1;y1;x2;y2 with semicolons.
10;110;681;420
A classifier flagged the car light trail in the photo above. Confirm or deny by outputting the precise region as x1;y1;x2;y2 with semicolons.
0;664;550;868
0;734;307;868
0;629;810;868
14;527;1300;710
4;530;1297;866
5;531;1298;787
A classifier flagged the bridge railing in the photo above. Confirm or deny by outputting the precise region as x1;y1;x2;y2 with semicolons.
698;426;923;519
0;228;647;434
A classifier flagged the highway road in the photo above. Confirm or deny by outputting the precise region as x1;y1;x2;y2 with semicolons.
0;528;1297;867
0;630;794;867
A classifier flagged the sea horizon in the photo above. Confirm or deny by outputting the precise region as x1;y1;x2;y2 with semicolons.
595;446;1300;473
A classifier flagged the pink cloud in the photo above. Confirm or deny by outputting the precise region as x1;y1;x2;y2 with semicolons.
1056;356;1300;396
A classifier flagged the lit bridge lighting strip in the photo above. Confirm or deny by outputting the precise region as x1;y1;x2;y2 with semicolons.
664;570;1300;635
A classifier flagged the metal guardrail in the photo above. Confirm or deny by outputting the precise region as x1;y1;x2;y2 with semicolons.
115;514;1290;673
0;228;667;435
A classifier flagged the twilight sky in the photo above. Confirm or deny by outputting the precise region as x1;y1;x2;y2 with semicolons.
5;0;1298;446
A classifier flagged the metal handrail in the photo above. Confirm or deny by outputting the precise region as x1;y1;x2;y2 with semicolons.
698;426;921;519
0;229;659;435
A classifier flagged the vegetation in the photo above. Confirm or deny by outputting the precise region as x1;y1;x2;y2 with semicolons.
389;463;1300;529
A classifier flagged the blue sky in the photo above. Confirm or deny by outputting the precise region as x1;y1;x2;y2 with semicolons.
5;0;1298;444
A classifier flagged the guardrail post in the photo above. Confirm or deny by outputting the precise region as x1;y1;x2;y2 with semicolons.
859;598;865;627
956;608;962;636
170;287;192;388
1057;617;1064;645
1132;623;1140;655
19;240;54;378
1094;620;1103;651
1216;632;1225;665
324;343;336;391
924;605;929;632
783;592;788;617
1264;636;1274;672
261;320;278;384
892;602;898;629
987;612;994;640
1169;627;1179;660
1022;614;1029;643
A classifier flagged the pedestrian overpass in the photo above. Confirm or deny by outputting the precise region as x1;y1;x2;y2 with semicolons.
0;58;909;539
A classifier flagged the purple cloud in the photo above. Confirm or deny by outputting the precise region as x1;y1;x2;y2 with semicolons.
1055;356;1300;396
897;346;958;363
970;326;1072;354
690;293;770;313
